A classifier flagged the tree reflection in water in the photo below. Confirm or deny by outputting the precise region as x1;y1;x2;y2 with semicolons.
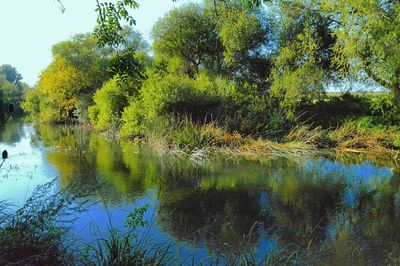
22;124;400;263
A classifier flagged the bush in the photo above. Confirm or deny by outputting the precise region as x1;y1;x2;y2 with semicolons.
21;89;41;117
73;93;93;124
120;73;222;137
0;181;85;265
297;93;372;128
369;94;400;125
120;73;287;139
141;73;222;121
217;82;287;138
88;77;131;131
120;99;146;138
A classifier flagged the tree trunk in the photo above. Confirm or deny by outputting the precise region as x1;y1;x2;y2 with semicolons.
394;86;400;108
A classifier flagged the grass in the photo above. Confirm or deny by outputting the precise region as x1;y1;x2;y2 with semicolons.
133;114;400;162
0;180;172;266
143;117;319;161
0;180;80;265
328;117;400;152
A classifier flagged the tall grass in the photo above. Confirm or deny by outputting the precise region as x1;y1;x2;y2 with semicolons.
328;116;400;152
0;180;90;265
143;116;319;161
80;205;172;265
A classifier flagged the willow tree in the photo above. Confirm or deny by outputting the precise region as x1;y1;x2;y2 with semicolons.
240;0;400;106
269;1;338;113
152;3;223;77
318;0;400;105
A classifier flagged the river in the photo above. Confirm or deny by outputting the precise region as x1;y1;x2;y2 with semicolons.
0;123;399;264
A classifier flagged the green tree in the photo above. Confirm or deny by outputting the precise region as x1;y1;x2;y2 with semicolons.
0;65;22;84
216;3;272;84
0;65;28;114
21;88;42;117
152;3;223;77
239;0;400;107
51;33;110;93
88;50;149;130
269;1;337;113
152;2;272;84
317;0;400;105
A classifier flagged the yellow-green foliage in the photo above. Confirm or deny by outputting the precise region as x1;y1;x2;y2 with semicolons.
88;77;129;131
218;4;266;66
22;33;113;123
37;57;85;122
120;73;222;137
119;72;287;139
120;100;146;138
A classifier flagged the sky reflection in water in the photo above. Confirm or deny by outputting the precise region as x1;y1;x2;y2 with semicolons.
0;123;398;264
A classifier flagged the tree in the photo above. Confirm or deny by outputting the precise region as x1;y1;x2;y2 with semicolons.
152;3;223;77
0;65;28;114
38;57;84;122
35;33;114;122
317;0;400;105
152;2;272;84
216;3;272;83
0;65;22;84
269;1;337;113
93;0;139;48
51;33;111;93
238;0;400;107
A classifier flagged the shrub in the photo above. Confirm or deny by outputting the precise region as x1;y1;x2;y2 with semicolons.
21;89;41;117
297;93;372;128
120;73;223;138
0;181;87;265
88;77;131;131
73;93;93;124
216;82;287;138
369;94;400;125
141;73;222;121
120;99;146;138
120;73;287;139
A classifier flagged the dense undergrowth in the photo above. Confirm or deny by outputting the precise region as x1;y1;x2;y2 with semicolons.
122;92;400;159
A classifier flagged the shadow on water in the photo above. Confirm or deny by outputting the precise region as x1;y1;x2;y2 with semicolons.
2;123;400;264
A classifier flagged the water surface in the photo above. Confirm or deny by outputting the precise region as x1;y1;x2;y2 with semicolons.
1;123;399;264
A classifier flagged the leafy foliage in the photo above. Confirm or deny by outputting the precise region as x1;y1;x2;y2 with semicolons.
120;72;286;139
318;0;400;103
0;64;22;84
269;1;338;114
94;0;139;48
152;3;223;77
217;3;272;83
89;77;130;131
0;64;29;115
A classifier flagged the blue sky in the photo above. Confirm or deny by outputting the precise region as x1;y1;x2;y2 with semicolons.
0;0;195;86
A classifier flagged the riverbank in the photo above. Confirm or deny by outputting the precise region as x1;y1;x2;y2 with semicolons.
120;116;400;161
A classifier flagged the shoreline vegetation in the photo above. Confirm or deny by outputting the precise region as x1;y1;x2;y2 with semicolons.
127;114;400;160
26;92;400;162
15;1;400;163
86;91;400;161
